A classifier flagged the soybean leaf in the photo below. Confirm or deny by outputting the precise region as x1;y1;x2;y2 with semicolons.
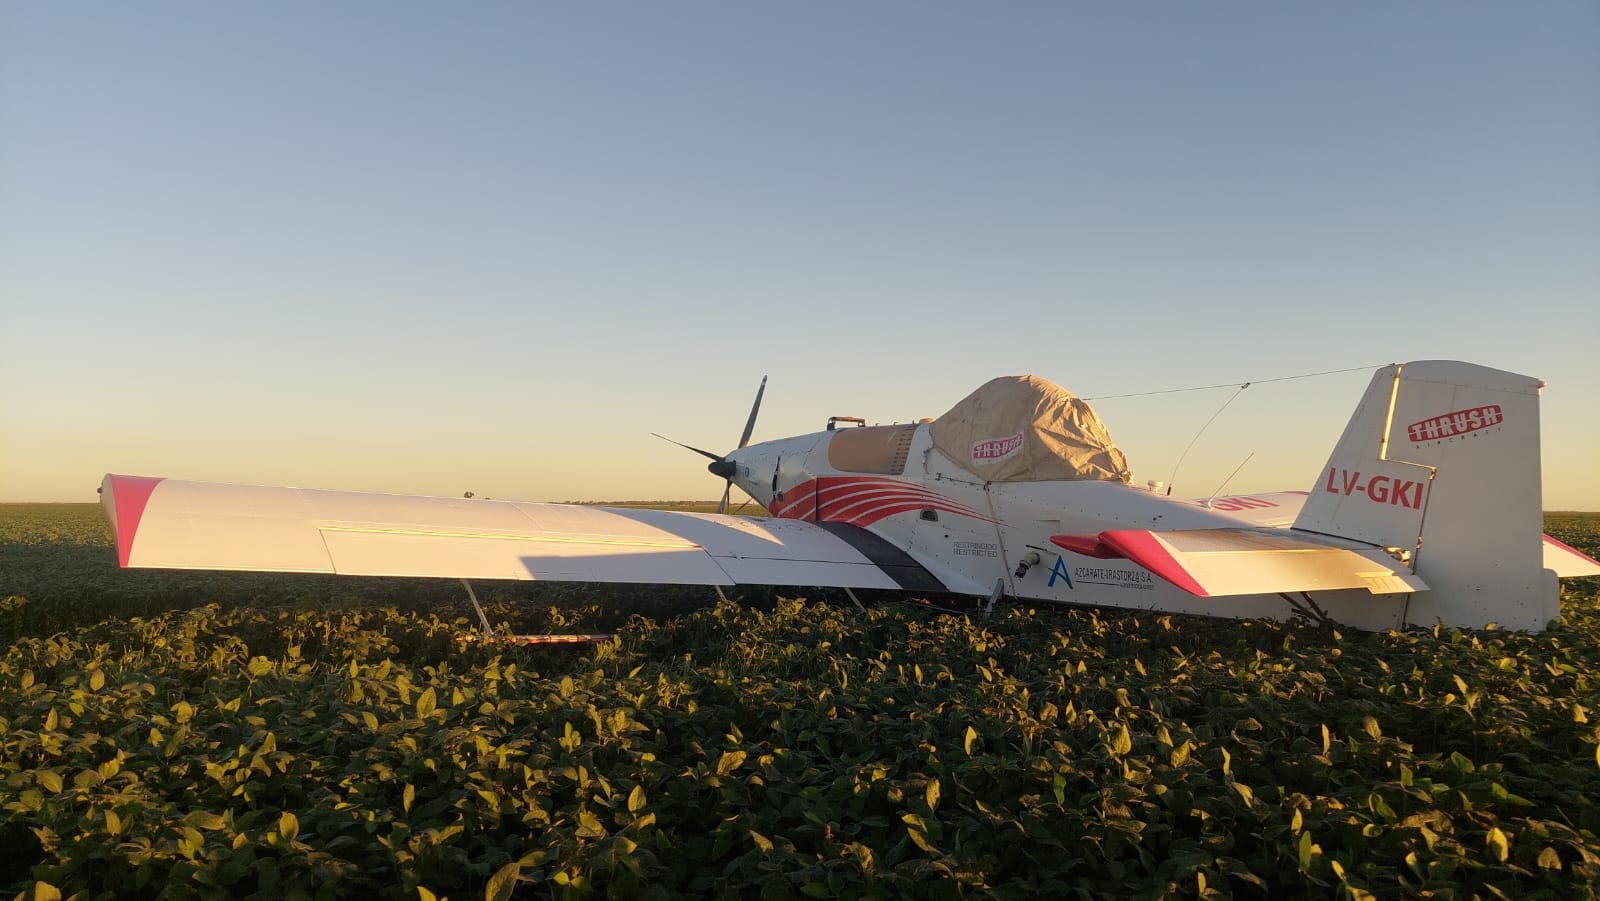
1486;827;1510;863
717;750;746;776
485;861;520;901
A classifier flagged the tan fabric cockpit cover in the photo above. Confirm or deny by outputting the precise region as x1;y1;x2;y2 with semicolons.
929;375;1132;483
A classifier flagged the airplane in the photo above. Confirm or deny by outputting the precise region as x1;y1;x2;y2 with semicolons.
100;360;1600;632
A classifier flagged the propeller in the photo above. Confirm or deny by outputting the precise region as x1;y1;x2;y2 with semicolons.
649;434;724;464
737;376;766;450
717;376;766;512
653;376;767;514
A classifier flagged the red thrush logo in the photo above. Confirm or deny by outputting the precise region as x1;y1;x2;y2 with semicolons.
1406;405;1503;444
972;432;1024;461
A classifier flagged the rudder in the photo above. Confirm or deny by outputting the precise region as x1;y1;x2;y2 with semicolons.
1293;361;1552;630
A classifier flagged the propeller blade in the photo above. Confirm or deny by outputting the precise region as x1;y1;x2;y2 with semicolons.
737;376;767;449
650;433;724;463
659;377;765;511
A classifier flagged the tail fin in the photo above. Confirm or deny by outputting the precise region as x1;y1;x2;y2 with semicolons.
1293;361;1554;630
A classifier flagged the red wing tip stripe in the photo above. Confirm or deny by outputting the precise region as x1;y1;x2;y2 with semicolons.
1544;534;1600;566
1097;530;1211;598
108;474;166;567
1050;534;1123;559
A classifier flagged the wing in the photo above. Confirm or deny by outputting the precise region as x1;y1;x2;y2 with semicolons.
101;474;945;592
1050;528;1428;598
1544;534;1600;578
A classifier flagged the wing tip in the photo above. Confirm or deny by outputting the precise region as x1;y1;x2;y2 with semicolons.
1052;530;1211;597
1049;533;1120;559
1544;533;1600;576
102;474;166;567
1098;530;1212;598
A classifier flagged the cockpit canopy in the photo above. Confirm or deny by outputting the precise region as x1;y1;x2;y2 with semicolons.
929;375;1131;483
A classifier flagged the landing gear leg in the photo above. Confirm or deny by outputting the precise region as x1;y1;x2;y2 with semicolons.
984;578;1005;618
843;587;866;613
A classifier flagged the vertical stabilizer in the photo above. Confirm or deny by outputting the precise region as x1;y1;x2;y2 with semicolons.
1293;361;1552;630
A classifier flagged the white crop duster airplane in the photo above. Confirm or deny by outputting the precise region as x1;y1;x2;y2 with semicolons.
101;360;1599;632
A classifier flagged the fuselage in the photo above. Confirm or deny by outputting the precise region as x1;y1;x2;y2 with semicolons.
720;422;1344;623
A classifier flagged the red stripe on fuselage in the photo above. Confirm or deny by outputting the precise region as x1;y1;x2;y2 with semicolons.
822;488;964;520
788;484;916;518
770;478;938;517
772;477;989;526
781;491;982;526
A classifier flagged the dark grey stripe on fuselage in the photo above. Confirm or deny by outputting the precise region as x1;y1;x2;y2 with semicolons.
813;521;947;593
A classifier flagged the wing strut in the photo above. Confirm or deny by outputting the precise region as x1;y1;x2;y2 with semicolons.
463;580;493;637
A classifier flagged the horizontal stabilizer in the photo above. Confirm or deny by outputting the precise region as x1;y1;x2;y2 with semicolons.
1050;528;1428;599
1545;535;1600;578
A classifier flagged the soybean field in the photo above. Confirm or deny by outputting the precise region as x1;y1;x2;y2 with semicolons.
2;504;1598;900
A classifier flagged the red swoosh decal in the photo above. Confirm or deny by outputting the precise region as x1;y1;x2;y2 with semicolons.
772;482;921;514
773;477;990;526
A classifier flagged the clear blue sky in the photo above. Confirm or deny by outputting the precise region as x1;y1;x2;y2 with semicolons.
3;2;1596;507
